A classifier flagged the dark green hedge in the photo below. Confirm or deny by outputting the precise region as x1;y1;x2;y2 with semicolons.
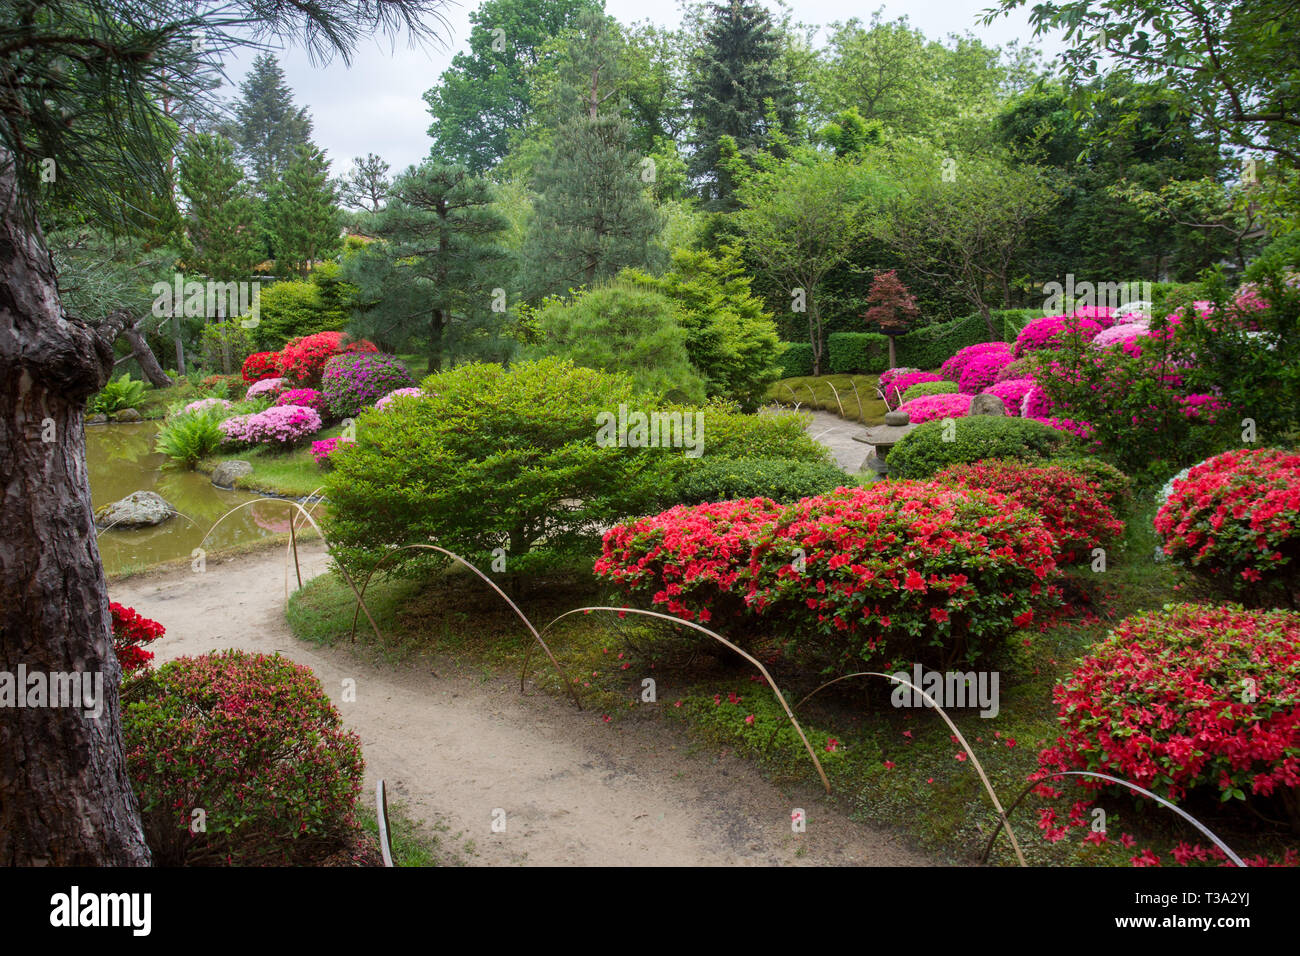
776;341;814;378
888;416;1076;479
826;332;890;374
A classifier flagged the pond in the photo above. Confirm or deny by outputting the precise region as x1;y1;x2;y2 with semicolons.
88;422;306;575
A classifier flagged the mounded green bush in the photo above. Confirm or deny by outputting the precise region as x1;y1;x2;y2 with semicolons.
888;415;1075;479
900;380;959;403
775;341;814;378
681;399;832;463
671;457;847;505
251;269;353;351
826;332;890;374
124;650;363;866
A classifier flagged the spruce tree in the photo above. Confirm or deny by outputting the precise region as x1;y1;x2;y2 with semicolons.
177;132;261;280
687;0;796;209
230;54;315;196
267;144;340;276
349;162;510;371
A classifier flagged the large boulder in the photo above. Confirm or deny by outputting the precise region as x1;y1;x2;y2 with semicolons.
94;491;175;529
211;460;254;488
86;413;108;425
969;394;1008;416
113;407;143;423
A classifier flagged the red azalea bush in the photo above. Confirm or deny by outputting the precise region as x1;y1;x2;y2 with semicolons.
940;341;1012;383
935;459;1124;565
957;350;1016;394
123;649;365;865
596;482;1059;670
278;332;378;387
1155;448;1300;606
1035;604;1300;830
1014;315;1104;358
240;351;282;383
109;602;164;678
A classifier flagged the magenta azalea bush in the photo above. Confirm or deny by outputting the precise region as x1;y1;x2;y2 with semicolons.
958;350;1016;394
1014;315;1104;358
311;436;351;468
321;353;417;419
879;367;919;391
940;342;1012;383
1021;383;1057;418
899;391;972;423
245;377;285;401
981;378;1035;416
220;405;322;447
881;370;942;407
275;387;327;416
373;387;424;411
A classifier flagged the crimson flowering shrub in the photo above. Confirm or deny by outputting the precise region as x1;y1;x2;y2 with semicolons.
957;350;1015;394
1035;604;1300;831
596;482;1059;671
241;351;281;383
898;391;971;423
109;602;164;678
321;352;416;419
981;378;1034;416
940;341;1012;383
935;459;1123;565
278;331;378;387
123;650;364;865
1014;315;1104;358
220;405;322;447
275;387;327;416
1155;448;1300;606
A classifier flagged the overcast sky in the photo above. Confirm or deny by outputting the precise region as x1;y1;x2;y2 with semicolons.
220;1;1064;177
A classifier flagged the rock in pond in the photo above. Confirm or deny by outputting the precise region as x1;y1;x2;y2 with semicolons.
113;408;143;423
211;460;254;488
94;491;175;529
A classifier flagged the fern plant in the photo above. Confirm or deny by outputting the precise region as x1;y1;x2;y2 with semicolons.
89;373;147;414
155;411;224;469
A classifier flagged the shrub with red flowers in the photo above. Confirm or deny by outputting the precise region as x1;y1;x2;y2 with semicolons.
1035;604;1300;830
278;331;378;387
1155;448;1300;606
940;341;1012;383
240;351;282;383
898;391;971;423
1014;314;1104;358
597;482;1059;671
109;602;164;678
981;378;1034;416
123;649;364;865
957;350;1015;394
935;459;1124;565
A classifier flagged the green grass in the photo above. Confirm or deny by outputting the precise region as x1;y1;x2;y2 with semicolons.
358;797;472;866
197;422;344;498
768;374;889;425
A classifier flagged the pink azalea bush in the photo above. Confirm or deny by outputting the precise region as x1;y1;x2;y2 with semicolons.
878;367;919;391
1091;320;1152;350
220;405;322;447
958;350;1016;394
1069;305;1115;327
182;398;232;416
981;378;1035;416
1021;384;1056;419
1014;315;1104;358
245;377;285;401
373;387;424;411
275;387;327;416
881;370;942;407
311;436;352;468
898;391;972;423
940;342;1012;383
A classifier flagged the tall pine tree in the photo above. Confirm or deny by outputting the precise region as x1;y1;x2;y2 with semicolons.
177;132;261;280
267;144;340;276
687;0;796;209
230;54;315;197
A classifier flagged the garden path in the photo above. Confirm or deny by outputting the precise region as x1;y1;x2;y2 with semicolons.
801;409;873;472
114;544;929;867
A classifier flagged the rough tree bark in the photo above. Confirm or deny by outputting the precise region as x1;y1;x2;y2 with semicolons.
116;314;174;388
0;151;152;864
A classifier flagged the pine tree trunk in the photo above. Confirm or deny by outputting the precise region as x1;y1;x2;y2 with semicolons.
0;152;152;865
121;319;173;388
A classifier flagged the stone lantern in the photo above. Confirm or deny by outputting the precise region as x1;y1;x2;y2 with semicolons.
854;410;919;476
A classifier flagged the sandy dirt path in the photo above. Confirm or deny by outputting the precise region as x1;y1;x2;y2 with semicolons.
112;544;929;867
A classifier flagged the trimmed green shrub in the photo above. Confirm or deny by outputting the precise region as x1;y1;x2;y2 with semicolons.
894;312;988;369
621;246;783;410
888;415;1075;479
775;341;814;378
324;358;680;577
671;457;847;505
826;332;890;374
900;380;959;403
685;399;831;463
123;650;363;866
532;282;707;402
251;280;346;351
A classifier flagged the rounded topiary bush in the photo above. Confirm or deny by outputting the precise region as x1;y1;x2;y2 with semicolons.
888;415;1075;479
939;341;1012;383
1013;314;1104;357
597;481;1060;671
671;457;847;506
275;387;327;417
1037;603;1300;828
1155;448;1300;606
935;459;1124;565
321;352;417;419
900;380;959;403
123;650;364;865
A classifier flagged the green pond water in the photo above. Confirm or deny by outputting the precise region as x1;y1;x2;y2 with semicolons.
88;422;300;575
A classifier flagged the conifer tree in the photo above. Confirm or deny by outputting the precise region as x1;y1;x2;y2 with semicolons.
267;144;341;276
230;53;315;197
177;132;261;280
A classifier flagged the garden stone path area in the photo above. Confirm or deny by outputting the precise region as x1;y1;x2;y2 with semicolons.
801;409;872;472
114;544;930;867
